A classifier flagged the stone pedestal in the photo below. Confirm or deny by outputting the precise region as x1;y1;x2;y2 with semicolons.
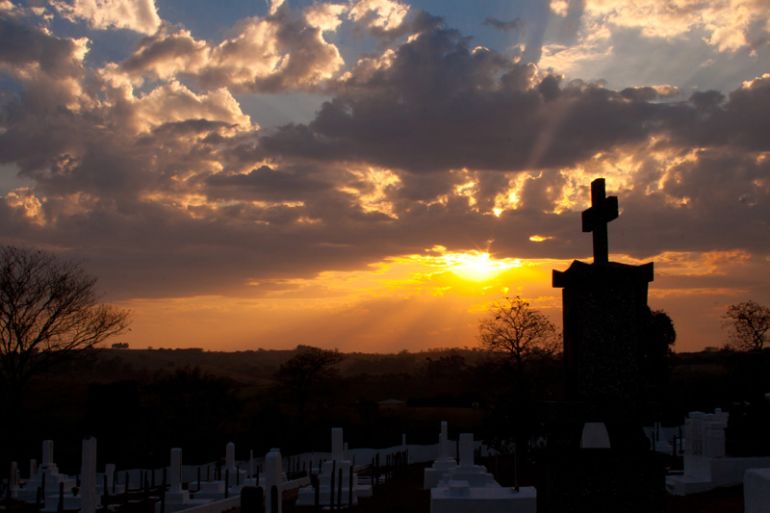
553;260;653;406
580;422;611;449
431;483;537;513
744;468;770;513
424;459;459;490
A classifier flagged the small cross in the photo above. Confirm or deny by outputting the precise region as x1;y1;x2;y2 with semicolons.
581;178;618;264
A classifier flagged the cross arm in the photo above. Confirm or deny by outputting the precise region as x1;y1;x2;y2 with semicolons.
581;196;618;233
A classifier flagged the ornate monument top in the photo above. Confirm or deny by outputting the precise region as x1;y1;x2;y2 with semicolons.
553;177;652;288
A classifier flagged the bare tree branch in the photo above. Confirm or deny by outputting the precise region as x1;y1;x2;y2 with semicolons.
723;300;770;352
0;246;130;395
479;296;558;374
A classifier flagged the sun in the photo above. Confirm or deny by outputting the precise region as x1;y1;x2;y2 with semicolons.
442;251;521;282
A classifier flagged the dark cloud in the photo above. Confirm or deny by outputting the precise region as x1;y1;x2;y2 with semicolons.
483;17;523;33
0;14;84;78
662;76;770;151
120;8;343;93
205;164;336;202
620;86;662;102
121;24;206;77
0;4;768;305
262;23;687;174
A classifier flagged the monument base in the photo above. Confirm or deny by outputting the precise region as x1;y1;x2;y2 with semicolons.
431;482;537;513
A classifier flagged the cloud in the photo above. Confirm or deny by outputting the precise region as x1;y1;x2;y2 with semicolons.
0;1;768;320
663;73;770;151
262;23;681;173
50;0;161;35
305;2;348;32
132;81;253;132
205;164;336;203
348;0;410;34
0;13;87;79
120;7;344;92
578;0;770;53
121;25;208;81
619;84;680;102
483;17;523;33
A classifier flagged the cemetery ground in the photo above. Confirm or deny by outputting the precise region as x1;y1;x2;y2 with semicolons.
0;456;746;513
2;345;770;513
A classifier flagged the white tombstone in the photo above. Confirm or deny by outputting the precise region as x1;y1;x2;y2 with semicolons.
580;422;611;449
42;440;54;468
80;437;98;513
683;410;729;480
331;428;344;460
104;463;116;492
166;448;191;505
194;442;245;498
744;468;770;513
18;440;75;505
680;412;711;483
39;439;64;486
9;461;19;498
424;421;459;489
704;423;726;458
436;433;496;488
430;431;537;512
170;449;183;494
296;427;370;506
459;433;474;467
225;442;236;472
666;409;770;495
29;459;38;480
264;448;285;513
439;421;450;459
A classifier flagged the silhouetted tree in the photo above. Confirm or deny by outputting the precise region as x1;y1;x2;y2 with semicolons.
723;300;770;351
479;296;558;375
641;308;676;399
643;309;676;357
423;352;467;380
0;246;129;409
274;345;343;419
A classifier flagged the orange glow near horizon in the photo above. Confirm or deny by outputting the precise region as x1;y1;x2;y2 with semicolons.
116;247;563;352
113;248;762;354
442;251;522;282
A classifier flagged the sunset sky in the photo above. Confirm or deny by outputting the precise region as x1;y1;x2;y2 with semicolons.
1;0;769;352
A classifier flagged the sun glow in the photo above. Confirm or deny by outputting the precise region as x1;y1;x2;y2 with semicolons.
442;251;521;282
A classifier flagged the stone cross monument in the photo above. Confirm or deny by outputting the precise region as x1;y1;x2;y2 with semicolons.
581;179;618;265
553;178;653;407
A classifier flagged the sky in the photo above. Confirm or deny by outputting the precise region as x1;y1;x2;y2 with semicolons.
0;0;769;353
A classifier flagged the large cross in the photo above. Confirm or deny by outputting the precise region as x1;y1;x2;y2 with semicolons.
581;178;618;264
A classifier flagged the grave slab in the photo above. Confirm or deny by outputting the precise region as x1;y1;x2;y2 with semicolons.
431;481;537;513
744;468;770;513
